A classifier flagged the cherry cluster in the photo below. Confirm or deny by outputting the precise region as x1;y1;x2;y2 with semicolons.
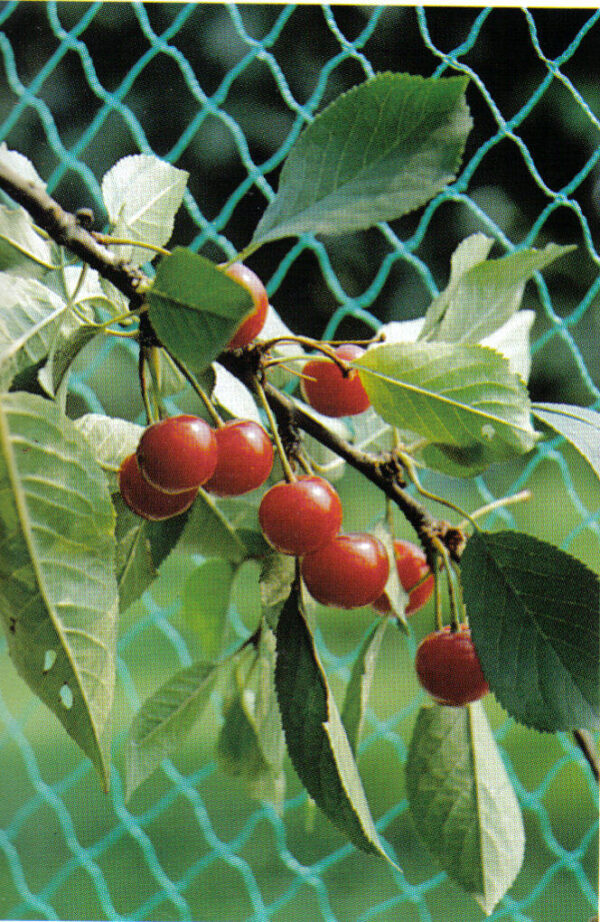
119;262;488;709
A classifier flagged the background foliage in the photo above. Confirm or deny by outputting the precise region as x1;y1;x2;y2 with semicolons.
0;4;598;921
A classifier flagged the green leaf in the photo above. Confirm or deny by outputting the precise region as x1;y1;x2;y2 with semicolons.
341;618;388;754
0;143;45;187
0;274;67;388
101;154;188;266
217;626;286;811
461;530;599;732
125;659;225;800
354;342;539;476
74;413;144;490
275;584;393;861
252;73;471;246
259;552;296;630
420;237;574;344
38;321;101;397
147;248;253;374
372;520;409;627
113;496;157;613
0;205;53;275
181;558;234;660
0;393;118;789
406;702;524;915
181;489;248;563
532;402;600;484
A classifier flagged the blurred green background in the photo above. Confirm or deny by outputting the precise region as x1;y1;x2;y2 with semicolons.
0;4;598;921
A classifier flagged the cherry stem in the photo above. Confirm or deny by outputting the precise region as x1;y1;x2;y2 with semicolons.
433;556;444;632
138;349;157;426
396;448;476;529
254;380;296;482
459;490;532;528
432;536;461;631
93;234;171;258
166;351;223;427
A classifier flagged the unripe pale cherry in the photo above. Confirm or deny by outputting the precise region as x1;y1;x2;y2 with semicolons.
373;539;434;615
415;625;489;706
136;415;218;494
258;475;343;556
300;344;371;417
204;419;274;496
300;533;390;609
223;262;269;349
119;453;198;521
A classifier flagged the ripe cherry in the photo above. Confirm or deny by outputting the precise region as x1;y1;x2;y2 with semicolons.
258;476;343;556
223;262;269;349
136;415;218;494
300;344;371;417
373;539;434;615
119;453;198;521
204;419;274;496
301;533;390;609
415;625;489;706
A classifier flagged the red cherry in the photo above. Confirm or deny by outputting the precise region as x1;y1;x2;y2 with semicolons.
137;415;218;493
204;419;274;496
119;453;197;521
300;344;371;417
301;533;390;609
223;263;269;349
258;476;343;556
373;539;434;615
415;625;489;706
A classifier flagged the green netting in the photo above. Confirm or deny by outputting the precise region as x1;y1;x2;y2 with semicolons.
0;4;598;921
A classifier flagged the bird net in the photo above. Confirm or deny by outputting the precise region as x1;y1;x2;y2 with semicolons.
0;4;598;921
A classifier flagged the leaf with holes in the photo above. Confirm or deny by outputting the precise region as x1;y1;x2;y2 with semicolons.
420;237;574;344
147;248;253;374
461;530;599;732
275;584;394;862
252;73;471;246
0;392;118;789
341;618;388;755
406;702;525;914
101;154;188;265
533;402;600;485
354;342;539;476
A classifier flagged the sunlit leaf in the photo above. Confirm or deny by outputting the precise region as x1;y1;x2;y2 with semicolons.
406;702;524;914
101;154;188;265
533;402;600;485
354;342;539;476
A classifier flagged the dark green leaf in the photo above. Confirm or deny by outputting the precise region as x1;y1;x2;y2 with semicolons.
461;530;599;732
406;702;524;914
113;496;157;613
355;342;539;476
259;552;296;630
177;490;247;563
341;618;388;754
147;248;253;374
275;584;393;861
252;73;471;246
0;393;118;789
533;402;600;484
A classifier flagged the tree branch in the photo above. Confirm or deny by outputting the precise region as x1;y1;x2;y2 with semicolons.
573;729;600;783
0;161;147;309
0;158;457;557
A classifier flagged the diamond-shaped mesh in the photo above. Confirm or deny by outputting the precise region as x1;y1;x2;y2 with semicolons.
0;5;598;920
